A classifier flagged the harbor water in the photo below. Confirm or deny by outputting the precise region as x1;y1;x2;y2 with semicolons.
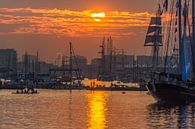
1;90;195;129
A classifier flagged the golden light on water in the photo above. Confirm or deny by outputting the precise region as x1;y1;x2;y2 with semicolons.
86;92;108;129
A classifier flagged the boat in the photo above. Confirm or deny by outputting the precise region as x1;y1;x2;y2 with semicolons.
48;42;84;90
12;88;38;94
145;0;195;103
13;52;40;94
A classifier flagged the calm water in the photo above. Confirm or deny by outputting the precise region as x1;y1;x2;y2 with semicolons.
0;90;195;129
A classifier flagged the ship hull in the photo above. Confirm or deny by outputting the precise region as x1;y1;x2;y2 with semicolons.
146;82;195;103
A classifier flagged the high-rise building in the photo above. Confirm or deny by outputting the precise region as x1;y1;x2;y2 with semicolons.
0;49;17;71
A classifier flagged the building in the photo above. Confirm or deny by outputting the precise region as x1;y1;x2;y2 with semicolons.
17;53;40;74
18;52;58;74
0;49;17;74
89;58;101;78
39;61;56;74
89;55;135;80
136;56;153;67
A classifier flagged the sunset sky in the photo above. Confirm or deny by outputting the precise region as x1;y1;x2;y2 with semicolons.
0;0;157;63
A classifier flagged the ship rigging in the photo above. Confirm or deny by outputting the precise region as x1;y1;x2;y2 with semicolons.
145;0;195;103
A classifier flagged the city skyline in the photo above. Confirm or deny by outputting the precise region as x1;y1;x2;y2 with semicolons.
0;0;157;62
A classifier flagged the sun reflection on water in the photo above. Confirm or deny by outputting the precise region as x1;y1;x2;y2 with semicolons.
85;92;108;129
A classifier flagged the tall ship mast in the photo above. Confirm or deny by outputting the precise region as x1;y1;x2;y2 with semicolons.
49;42;83;90
145;0;195;103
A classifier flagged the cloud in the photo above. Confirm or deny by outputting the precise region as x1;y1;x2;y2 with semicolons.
0;8;153;37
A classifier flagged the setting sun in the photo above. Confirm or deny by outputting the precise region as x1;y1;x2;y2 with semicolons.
91;12;105;18
94;19;101;22
91;12;105;22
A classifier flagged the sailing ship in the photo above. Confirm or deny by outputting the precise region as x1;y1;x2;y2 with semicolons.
13;52;40;94
145;0;195;103
49;42;83;90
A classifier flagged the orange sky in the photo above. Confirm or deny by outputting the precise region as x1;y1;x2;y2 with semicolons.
0;0;157;63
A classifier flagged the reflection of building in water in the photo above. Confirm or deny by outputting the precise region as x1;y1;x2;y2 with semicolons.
85;92;108;129
147;103;195;128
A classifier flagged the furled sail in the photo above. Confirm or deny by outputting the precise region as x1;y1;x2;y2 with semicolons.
179;0;193;81
150;17;161;25
144;17;162;46
147;26;162;34
145;35;162;45
181;35;193;81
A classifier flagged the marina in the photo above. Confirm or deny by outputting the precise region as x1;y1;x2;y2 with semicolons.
1;0;195;128
0;79;146;91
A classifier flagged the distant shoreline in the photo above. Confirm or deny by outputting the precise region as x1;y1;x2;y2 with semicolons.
0;85;147;91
